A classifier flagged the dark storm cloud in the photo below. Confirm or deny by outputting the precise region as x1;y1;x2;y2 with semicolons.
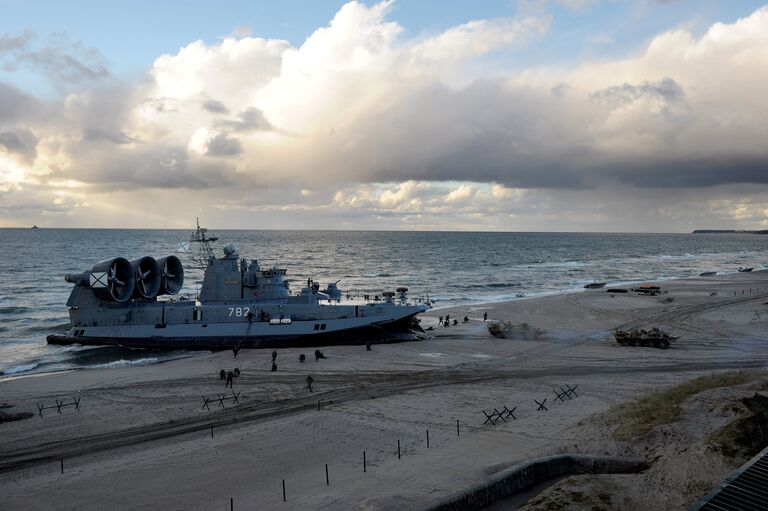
603;156;768;188
216;107;273;131
205;132;242;157
331;77;766;191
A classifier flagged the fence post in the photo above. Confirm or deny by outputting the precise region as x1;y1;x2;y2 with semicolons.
60;458;64;474
282;479;286;502
456;419;460;436
363;451;367;472
230;497;233;511
325;463;329;486
211;426;214;438
397;440;401;459
426;429;430;448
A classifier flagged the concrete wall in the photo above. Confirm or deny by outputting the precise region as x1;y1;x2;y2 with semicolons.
427;454;647;511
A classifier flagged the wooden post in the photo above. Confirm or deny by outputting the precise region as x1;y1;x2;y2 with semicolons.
230;497;233;511
211;426;214;438
325;464;329;486
363;451;367;472
60;458;63;474
397;440;401;459
317;400;320;411
426;429;430;448
456;419;460;436
282;479;286;502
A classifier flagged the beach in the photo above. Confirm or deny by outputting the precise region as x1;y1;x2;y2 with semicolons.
1;271;767;510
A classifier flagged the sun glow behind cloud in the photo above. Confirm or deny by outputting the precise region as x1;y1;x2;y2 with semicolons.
1;2;768;230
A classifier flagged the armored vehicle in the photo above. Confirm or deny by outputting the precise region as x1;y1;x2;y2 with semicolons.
614;328;678;349
47;224;429;350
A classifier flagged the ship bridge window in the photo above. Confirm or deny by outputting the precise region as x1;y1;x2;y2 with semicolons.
314;323;327;331
193;309;202;321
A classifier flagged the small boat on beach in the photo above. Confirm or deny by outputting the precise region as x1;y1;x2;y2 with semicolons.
738;267;754;272
584;282;606;289
699;271;717;276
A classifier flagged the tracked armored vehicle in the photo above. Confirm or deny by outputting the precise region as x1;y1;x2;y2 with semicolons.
47;225;429;350
614;328;678;349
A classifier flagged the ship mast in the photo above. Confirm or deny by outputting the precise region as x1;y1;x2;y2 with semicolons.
187;217;218;268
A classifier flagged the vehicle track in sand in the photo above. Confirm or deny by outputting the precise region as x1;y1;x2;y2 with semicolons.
1;355;765;475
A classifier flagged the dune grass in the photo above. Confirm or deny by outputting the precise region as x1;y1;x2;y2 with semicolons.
612;371;759;440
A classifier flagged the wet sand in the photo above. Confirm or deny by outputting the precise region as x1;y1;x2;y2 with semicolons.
1;271;767;510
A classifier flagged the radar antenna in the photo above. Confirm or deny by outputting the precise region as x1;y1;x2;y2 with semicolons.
182;218;219;268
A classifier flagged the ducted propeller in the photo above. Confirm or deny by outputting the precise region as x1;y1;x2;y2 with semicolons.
89;257;135;302
130;256;161;299
157;255;184;295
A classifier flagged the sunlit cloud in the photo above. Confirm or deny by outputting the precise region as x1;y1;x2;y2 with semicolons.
0;2;767;230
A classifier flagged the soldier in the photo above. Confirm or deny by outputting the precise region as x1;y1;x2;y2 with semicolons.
234;367;240;377
315;349;323;362
219;369;226;380
271;361;277;372
299;353;306;363
439;315;443;324
463;316;469;323
271;350;277;362
225;371;234;388
483;312;488;322
453;319;458;326
445;314;450;323
366;342;372;351
306;375;314;392
232;344;240;358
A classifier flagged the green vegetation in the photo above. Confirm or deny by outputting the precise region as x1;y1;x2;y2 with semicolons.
612;371;758;440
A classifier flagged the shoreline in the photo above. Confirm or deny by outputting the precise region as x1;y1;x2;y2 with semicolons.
2;270;768;509
6;269;764;379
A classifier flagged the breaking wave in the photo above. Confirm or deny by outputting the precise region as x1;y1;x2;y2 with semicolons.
1;362;39;375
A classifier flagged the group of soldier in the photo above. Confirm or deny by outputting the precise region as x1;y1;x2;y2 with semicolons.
219;346;330;393
436;311;489;328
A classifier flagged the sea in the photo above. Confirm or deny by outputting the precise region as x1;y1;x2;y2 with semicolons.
0;228;765;377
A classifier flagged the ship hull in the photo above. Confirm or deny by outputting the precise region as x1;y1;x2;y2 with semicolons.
47;315;426;350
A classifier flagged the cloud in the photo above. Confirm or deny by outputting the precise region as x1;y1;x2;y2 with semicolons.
0;31;109;83
205;132;242;157
0;30;34;53
0;129;38;161
0;1;767;230
201;98;229;114
0;82;44;122
215;107;273;131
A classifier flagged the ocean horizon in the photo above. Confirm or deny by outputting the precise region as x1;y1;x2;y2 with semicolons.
1;228;766;377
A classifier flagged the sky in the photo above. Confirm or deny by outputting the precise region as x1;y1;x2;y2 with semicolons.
1;0;767;231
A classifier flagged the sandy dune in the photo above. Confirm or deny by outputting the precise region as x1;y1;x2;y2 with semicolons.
1;271;767;510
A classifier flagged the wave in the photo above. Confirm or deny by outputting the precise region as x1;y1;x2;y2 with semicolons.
0;306;28;314
24;322;71;334
362;272;394;278
0;362;39;375
89;358;159;369
453;282;522;290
